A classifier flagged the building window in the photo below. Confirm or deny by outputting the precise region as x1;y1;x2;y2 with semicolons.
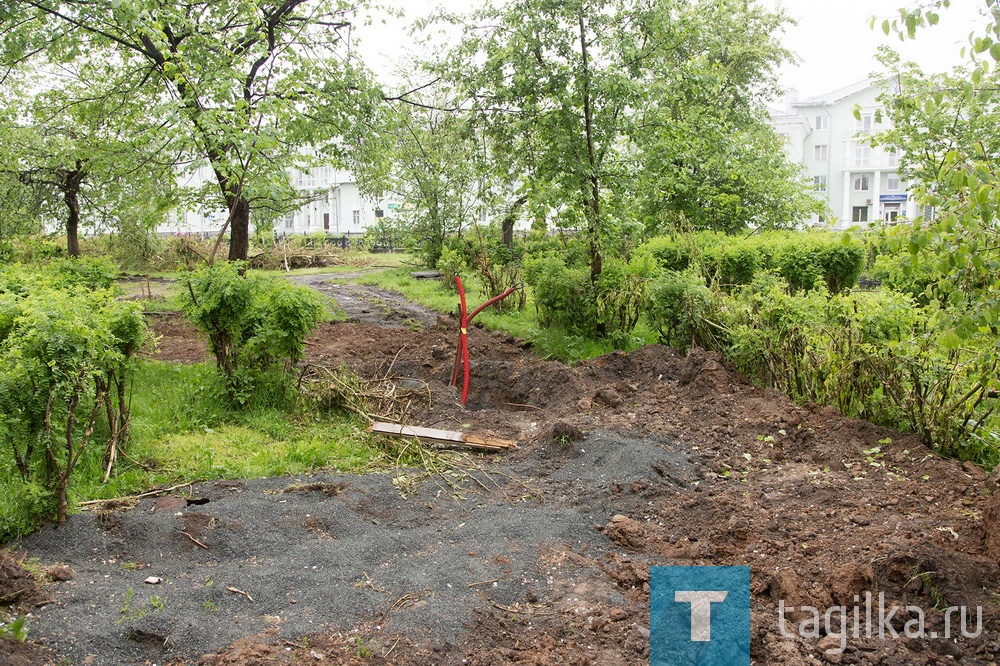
887;176;900;191
813;175;827;192
886;149;898;167
852;206;869;223
854;175;870;191
352;210;360;226
814;144;828;162
854;144;871;167
815;115;829;130
284;214;294;229
856;113;873;133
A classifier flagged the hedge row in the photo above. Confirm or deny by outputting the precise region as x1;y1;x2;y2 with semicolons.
640;230;865;294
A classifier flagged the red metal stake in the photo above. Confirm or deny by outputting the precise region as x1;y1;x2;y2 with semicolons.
449;276;516;404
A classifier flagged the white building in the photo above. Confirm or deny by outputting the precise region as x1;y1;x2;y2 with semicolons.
162;164;398;238
769;80;919;229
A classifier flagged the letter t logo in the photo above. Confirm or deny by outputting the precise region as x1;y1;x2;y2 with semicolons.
675;591;729;641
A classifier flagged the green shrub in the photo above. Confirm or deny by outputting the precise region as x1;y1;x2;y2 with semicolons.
0;266;147;525
771;235;864;294
640;231;863;294
722;277;995;462
595;253;657;340
525;252;654;343
180;263;326;405
701;241;759;289
641;236;692;272
646;269;722;350
524;254;594;333
435;245;466;291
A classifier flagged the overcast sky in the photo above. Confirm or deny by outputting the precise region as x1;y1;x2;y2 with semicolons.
356;0;995;100
765;0;992;97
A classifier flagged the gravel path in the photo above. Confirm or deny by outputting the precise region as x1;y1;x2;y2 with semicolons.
19;431;696;665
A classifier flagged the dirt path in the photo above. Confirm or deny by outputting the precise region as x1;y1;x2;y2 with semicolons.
290;273;443;329
7;281;1000;665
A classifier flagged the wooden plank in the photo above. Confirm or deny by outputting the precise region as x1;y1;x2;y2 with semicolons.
370;422;515;451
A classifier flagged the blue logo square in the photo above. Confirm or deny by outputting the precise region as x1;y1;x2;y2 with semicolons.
650;566;750;666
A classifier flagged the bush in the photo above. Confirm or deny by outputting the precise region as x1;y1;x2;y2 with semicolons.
525;252;654;343
646;269;722;350
722;277;995;462
640;235;692;272
524;254;594;333
595;253;657;340
640;231;865;294
0;265;147;525
180;263;326;405
769;234;864;294
700;241;759;289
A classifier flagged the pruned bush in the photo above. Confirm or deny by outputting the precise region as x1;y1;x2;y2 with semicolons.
525;252;654;343
641;235;692;272
181;263;326;405
640;231;864;294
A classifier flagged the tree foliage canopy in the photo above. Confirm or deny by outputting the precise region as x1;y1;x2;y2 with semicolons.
2;0;385;260
412;0;818;280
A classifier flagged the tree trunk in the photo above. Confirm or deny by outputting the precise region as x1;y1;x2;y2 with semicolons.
56;475;69;525
227;195;251;261
578;15;602;284
210;162;251;262
63;162;86;257
502;195;529;252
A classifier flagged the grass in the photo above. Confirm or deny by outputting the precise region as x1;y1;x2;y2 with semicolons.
0;359;383;542
353;267;657;362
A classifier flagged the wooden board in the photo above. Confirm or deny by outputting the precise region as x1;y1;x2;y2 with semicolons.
370;422;516;451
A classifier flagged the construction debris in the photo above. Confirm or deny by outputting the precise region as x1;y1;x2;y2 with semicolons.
370;422;516;452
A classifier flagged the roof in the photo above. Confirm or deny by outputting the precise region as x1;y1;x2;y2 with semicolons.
793;79;875;107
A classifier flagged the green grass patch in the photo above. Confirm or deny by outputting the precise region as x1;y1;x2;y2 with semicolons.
0;360;381;542
353;268;656;362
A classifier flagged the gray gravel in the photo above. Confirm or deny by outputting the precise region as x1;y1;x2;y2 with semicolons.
18;430;699;665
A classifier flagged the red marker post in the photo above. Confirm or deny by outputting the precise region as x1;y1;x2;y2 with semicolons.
450;276;517;404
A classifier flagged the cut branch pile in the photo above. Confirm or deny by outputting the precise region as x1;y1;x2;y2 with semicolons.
305;364;431;424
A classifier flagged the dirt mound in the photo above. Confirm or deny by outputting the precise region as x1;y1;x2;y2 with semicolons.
13;277;1000;664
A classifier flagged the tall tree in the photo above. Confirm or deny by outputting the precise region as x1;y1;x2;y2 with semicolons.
633;0;822;233
872;1;1000;343
0;59;178;255
5;0;383;261
436;0;809;281
388;97;485;267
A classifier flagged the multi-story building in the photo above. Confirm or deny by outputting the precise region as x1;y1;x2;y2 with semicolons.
162;164;398;238
769;79;919;229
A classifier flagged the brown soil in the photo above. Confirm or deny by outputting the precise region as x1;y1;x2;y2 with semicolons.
9;276;1000;665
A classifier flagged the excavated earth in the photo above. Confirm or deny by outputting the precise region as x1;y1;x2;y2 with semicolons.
3;272;1000;665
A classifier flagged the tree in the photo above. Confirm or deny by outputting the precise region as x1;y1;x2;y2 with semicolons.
862;1;1000;454
0;60;178;256
435;0;809;280
387;95;485;267
5;0;384;261
632;0;824;233
872;1;1000;341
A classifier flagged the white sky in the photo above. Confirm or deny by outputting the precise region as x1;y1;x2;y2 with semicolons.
356;0;995;100
765;0;993;97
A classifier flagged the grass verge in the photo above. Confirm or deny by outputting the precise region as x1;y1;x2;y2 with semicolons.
353;268;657;362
